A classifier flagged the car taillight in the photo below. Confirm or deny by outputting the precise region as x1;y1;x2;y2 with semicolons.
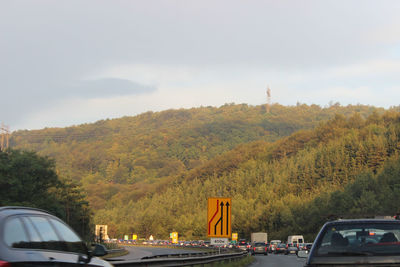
0;261;11;267
253;247;256;251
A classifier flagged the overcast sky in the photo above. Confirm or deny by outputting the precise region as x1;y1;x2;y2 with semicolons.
1;0;400;131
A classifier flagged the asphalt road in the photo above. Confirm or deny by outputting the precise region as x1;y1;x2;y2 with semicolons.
109;246;307;266
249;253;307;267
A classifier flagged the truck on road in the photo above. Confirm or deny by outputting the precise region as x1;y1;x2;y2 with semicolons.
251;232;268;244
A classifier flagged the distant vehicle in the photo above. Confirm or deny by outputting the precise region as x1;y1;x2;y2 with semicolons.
299;219;400;266
251;242;268;255
304;243;312;252
251;232;268;243
0;206;112;267
274;243;287;254
269;239;281;252
237;240;251;252
285;243;299;255
202;241;211;247
287;235;304;244
227;241;236;248
297;242;306;250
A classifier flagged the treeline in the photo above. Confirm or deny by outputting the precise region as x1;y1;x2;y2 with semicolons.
92;110;400;241
8;103;400;241
0;149;92;239
10;104;386;210
292;157;400;242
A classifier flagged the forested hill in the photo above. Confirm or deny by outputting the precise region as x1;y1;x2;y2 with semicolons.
12;104;380;184
9;103;400;240
11;104;380;203
97;110;400;242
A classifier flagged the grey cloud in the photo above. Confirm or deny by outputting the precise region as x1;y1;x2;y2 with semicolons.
1;77;156;127
68;78;157;99
1;0;400;129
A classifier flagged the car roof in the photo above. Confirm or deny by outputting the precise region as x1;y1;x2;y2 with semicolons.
0;206;53;217
326;218;400;225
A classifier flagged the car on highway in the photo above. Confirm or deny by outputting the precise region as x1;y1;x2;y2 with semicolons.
285;243;299;255
237;240;251;252
0;206;112;267
274;243;287;254
300;219;400;266
268;239;281;253
251;242;268;255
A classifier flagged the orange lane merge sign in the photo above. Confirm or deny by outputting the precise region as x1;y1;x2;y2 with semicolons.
207;197;231;238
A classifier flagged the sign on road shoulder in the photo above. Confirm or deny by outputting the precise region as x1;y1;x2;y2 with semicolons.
210;238;229;246
207;197;231;238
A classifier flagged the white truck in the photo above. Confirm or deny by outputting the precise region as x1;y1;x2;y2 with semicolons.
287;235;304;244
251;232;268;244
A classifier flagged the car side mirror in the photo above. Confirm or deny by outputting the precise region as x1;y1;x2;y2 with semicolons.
91;244;108;257
297;250;309;258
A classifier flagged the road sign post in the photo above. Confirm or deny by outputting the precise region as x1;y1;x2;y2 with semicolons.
207;197;231;238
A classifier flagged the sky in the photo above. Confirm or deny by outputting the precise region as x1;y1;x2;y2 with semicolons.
1;0;400;131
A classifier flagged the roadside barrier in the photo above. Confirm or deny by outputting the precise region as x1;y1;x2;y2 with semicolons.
109;250;248;267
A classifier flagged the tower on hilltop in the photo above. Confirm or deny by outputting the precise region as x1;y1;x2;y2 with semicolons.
266;86;271;113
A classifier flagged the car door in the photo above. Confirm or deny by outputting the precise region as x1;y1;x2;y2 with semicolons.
3;214;89;266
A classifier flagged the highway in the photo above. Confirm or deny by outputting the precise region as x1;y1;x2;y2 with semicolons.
250;253;307;267
109;246;307;266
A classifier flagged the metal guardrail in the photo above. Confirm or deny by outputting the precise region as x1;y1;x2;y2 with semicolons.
109;251;248;267
107;248;126;254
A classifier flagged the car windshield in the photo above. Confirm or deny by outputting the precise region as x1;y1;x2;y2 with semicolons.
314;222;400;256
254;243;265;247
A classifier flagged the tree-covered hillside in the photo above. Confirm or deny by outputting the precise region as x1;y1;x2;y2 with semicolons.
92;110;400;241
9;103;400;240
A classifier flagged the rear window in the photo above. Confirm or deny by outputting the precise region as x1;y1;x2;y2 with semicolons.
254;243;265;247
3;217;29;248
314;222;400;256
2;215;86;254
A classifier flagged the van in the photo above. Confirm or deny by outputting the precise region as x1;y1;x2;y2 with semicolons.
287;235;304;244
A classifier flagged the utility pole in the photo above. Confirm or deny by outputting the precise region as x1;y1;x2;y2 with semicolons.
266;85;271;113
0;123;10;151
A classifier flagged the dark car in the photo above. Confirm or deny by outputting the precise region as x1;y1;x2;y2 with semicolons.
274;243;287;254
251;242;268;255
237;240;251;252
0;206;112;267
268;240;281;253
285;243;299;255
300;219;400;266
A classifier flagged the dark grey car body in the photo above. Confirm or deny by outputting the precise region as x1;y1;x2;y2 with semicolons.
251;242;268;255
305;219;400;266
0;206;112;267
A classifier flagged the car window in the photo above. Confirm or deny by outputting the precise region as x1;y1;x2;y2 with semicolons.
29;216;60;241
49;218;87;254
314;222;400;256
21;217;41;242
21;216;67;251
3;217;29;248
49;218;80;242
